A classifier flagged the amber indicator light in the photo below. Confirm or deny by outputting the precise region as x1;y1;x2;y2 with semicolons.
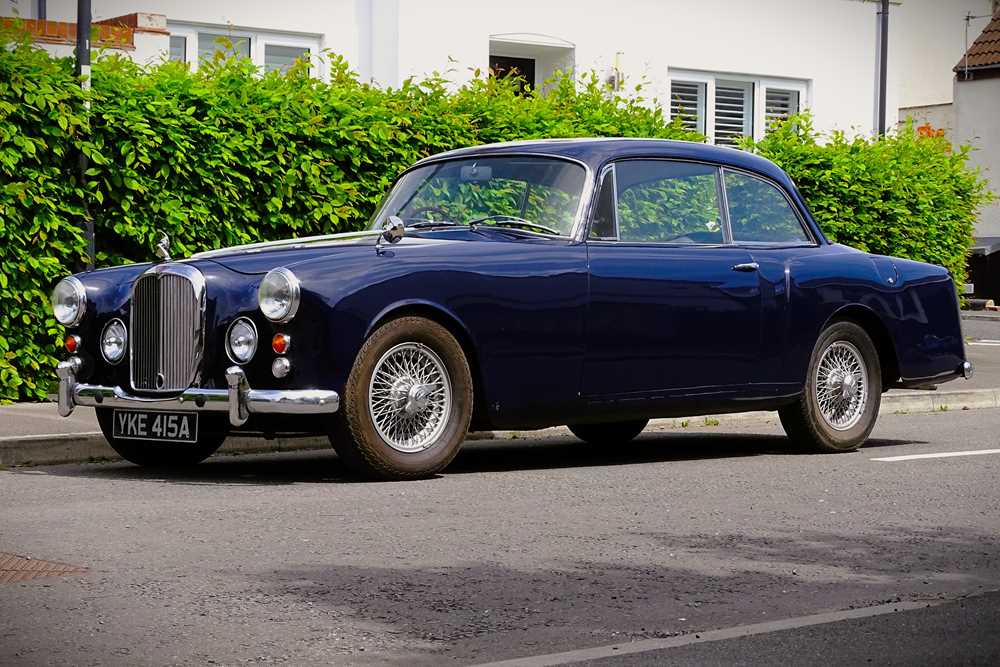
271;333;290;354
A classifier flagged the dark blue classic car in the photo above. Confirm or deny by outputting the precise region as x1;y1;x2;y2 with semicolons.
52;139;972;479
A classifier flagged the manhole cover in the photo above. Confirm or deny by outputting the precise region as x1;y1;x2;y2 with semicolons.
0;552;86;584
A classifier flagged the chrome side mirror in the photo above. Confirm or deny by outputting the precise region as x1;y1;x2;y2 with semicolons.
376;215;406;255
382;216;406;244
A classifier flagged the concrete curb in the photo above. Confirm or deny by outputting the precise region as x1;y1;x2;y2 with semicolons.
1;389;997;468
961;312;1000;322
0;428;497;467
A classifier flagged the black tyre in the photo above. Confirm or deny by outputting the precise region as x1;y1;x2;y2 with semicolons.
778;321;882;453
96;409;228;467
568;419;649;446
329;316;473;480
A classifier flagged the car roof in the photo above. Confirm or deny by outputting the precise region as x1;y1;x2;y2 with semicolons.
415;138;791;184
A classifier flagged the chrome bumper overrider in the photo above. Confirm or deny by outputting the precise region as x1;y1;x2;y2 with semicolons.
56;356;339;427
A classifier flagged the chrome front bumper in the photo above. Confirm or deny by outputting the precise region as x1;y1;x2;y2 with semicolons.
56;357;339;427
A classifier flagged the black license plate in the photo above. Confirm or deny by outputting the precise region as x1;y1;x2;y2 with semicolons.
112;410;198;443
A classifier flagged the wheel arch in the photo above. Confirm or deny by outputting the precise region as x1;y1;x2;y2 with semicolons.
366;300;490;429
823;304;900;388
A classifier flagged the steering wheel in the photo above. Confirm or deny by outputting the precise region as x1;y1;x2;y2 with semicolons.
467;214;563;236
408;206;451;222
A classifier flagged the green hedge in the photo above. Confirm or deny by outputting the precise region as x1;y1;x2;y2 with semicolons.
741;115;992;285
0;30;698;402
0;29;992;402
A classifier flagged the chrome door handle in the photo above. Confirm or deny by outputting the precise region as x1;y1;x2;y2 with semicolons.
732;262;760;272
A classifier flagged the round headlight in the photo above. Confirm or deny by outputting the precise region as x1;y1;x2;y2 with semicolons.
258;267;301;323
227;317;258;364
51;276;87;326
101;319;128;364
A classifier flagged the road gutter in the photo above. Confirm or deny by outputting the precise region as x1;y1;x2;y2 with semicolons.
1;388;997;467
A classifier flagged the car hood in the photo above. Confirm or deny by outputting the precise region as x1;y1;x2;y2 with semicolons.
190;228;520;275
192;231;385;275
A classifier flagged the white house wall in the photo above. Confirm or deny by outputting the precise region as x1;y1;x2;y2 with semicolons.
955;77;1000;236
12;0;992;139
39;0;362;70
388;0;896;137
895;0;993;110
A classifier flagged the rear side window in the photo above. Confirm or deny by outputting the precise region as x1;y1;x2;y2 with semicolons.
614;160;723;244
724;170;810;244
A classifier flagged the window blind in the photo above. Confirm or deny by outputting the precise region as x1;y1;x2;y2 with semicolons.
765;88;800;128
714;81;753;146
670;81;706;134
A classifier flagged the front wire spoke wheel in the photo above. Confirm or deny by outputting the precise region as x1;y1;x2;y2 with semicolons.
814;340;869;431
368;342;453;453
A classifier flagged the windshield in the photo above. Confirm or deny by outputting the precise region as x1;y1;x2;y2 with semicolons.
370;156;587;236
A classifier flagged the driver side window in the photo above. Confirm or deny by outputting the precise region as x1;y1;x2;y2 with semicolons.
614;160;723;244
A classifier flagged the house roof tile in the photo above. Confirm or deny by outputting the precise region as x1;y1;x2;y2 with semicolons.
955;10;1000;73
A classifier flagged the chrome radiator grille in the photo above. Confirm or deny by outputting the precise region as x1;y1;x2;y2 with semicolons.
129;264;205;392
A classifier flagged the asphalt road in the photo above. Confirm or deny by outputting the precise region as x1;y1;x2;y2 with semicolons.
2;409;999;666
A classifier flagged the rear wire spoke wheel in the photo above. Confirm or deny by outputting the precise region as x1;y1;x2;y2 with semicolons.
330;317;473;480
779;321;882;453
815;341;868;431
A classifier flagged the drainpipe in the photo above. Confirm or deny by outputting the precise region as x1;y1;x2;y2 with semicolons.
75;0;95;270
876;0;889;136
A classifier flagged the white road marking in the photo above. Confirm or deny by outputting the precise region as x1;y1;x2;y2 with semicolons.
474;600;947;667
871;449;1000;462
969;341;1000;346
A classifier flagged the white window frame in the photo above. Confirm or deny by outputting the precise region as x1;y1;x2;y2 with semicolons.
714;78;754;146
668;69;809;145
258;33;319;75
756;77;808;138
167;22;322;79
668;80;707;135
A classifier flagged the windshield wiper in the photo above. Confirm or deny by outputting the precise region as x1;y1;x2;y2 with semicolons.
466;214;562;236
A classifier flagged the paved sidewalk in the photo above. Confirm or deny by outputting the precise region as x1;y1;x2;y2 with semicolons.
0;402;100;438
2;314;997;466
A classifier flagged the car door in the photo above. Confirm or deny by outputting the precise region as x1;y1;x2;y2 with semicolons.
721;167;820;388
582;159;762;398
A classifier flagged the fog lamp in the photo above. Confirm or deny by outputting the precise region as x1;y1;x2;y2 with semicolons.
227;317;258;364
271;357;291;378
101;319;127;364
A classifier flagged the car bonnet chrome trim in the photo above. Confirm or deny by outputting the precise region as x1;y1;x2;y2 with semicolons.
190;229;384;259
